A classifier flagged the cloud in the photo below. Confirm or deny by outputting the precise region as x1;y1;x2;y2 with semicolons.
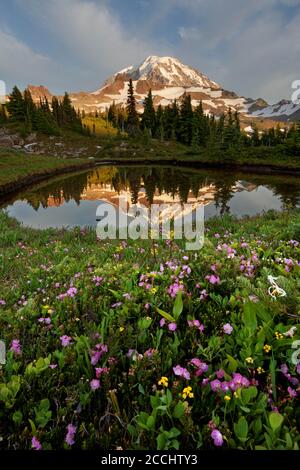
13;0;164;92
0;29;56;91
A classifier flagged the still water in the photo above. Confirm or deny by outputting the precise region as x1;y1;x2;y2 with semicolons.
1;165;300;229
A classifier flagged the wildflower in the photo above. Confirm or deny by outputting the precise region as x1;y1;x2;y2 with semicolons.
283;326;297;338
210;379;222;392
173;365;190;380
168;322;177;332
159;318;166;328
0;299;6;306
200;289;208;301
144;348;156;358
182;386;194;399
211;429;224;447
119;327;125;332
245;357;254;364
287;386;297;398
224;395;231;401
31;436;42;450
275;331;283;340
158;376;169;387
10;339;21;356
256;367;265;374
223;323;233;335
263;344;272;353
66;287;77;298
168;282;184;298
95;367;109;378
216;369;225;379
90;379;100;391
111;302;122;308
151;288;158;294
38;317;51;325
60;335;73;347
206;274;220;285
65;424;77;446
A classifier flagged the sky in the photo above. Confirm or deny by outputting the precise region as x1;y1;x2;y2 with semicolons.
0;0;299;103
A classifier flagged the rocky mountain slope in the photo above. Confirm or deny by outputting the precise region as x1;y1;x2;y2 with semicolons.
27;56;300;122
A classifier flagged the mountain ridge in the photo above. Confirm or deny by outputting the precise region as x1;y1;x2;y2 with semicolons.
26;55;300;122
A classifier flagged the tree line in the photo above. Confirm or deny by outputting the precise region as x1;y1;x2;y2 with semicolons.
107;78;300;149
0;86;84;135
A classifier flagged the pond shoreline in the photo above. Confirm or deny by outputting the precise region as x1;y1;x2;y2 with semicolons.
95;158;300;176
0;160;95;198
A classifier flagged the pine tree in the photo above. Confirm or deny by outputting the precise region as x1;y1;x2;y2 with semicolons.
155;105;165;141
141;89;156;137
178;93;193;145
0;105;8;125
126;79;139;136
252;125;260;146
7;86;25;122
108;101;117;127
23;89;35;132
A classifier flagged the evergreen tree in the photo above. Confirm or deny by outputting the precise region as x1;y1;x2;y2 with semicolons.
126;79;139;136
178;93;193;145
7;86;25;122
0;105;8;125
155;105;165;141
141;89;156;137
108;101;117;127
23;89;35;131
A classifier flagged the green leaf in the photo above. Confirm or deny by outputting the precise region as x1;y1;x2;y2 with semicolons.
146;415;155;430
243;303;257;332
138;383;145;395
12;410;23;426
173;402;185;419
172;292;183;321
157;433;167;450
269;412;284;432
156;308;175;323
226;354;238;373
234;417;248;441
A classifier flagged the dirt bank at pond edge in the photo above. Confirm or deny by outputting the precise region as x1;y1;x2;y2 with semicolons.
0;161;95;198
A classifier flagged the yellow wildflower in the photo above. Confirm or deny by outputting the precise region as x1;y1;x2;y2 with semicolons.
119;327;125;332
245;357;254;364
275;331;283;340
224;395;231;401
181;386;193;399
158;376;169;387
256;367;265;374
151;288;158;294
263;344;272;353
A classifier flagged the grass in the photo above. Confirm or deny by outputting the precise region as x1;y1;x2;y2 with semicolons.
0;149;89;187
0;209;299;450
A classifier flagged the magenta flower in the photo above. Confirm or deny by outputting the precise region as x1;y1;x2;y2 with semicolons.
90;379;100;391
211;429;224;447
168;283;184;298
160;318;166;328
206;274;220;285
60;335;73;347
67;287;77;298
95;367;109;378
0;299;6;306
168;322;177;332
216;369;225;379
210;379;222;392
223;323;233;335
173;365;190;380
31;436;42;450
287;386;297;398
10;339;21;356
65;424;77;446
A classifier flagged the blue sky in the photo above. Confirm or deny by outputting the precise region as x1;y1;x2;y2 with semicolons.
0;0;299;102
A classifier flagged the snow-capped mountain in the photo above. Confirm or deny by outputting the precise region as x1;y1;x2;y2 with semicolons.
26;56;300;122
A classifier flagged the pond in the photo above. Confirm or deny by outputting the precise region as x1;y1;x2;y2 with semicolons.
1;165;300;229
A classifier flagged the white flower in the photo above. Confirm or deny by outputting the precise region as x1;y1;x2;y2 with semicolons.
267;275;287;300
283;326;297;338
